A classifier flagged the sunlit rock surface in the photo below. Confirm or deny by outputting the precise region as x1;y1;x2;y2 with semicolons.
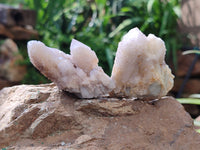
111;27;174;98
27;39;114;98
1;84;200;149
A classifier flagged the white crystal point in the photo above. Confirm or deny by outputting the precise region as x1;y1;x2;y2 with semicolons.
111;27;174;98
27;40;71;81
27;40;115;98
70;39;98;73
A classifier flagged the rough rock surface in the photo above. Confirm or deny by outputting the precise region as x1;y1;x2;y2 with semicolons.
0;84;200;150
111;28;174;98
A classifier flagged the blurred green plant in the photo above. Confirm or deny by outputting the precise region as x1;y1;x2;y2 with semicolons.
1;0;181;84
24;0;122;77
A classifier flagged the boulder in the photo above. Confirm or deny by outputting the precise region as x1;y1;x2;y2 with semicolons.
0;39;26;84
0;84;200;149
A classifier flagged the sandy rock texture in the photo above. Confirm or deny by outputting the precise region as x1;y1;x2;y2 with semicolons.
0;84;200;150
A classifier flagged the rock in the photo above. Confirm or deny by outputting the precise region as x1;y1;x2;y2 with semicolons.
0;84;200;149
172;78;200;94
0;39;26;82
0;24;38;40
0;79;15;90
111;27;174;98
0;24;14;38
176;52;200;77
27;40;115;98
183;104;200;118
9;26;38;40
0;4;36;27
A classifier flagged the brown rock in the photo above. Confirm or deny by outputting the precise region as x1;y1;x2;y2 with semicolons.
9;26;38;40
0;24;38;40
176;52;200;77
0;24;14;38
0;39;26;82
0;84;200;149
172;78;200;94
0;4;36;27
0;79;15;90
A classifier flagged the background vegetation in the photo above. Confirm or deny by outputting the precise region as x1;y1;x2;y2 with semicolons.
1;0;181;84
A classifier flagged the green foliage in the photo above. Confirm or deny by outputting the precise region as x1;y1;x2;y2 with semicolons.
1;0;181;84
23;0;124;77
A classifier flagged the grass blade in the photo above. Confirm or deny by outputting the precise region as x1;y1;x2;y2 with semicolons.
176;98;200;105
189;94;200;99
182;50;200;55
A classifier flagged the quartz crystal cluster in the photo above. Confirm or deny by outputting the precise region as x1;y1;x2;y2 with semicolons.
111;28;174;98
28;39;115;98
27;27;174;99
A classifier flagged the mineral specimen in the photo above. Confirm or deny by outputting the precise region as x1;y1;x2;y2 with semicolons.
27;27;174;99
27;39;115;98
111;27;174;98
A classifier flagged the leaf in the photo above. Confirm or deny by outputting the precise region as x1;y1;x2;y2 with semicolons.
176;98;200;105
147;0;155;13
105;48;114;74
182;50;200;55
109;19;132;38
95;0;106;6
194;120;200;127
140;17;154;32
189;94;200;99
109;18;142;38
159;10;169;36
173;5;181;18
121;7;132;13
